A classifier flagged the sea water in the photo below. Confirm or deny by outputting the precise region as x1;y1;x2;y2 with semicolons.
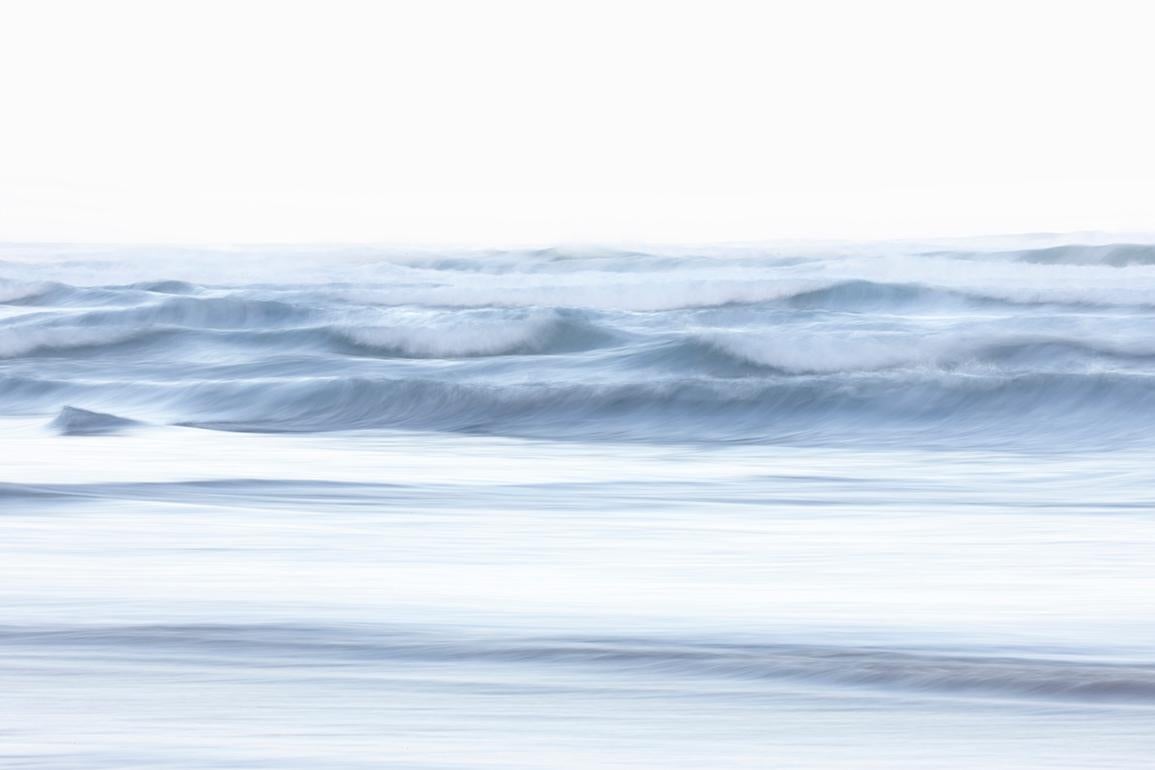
2;237;1154;769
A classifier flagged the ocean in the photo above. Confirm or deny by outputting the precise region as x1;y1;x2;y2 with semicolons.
2;237;1154;769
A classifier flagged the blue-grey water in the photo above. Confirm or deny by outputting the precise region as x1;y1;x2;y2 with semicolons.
2;238;1155;769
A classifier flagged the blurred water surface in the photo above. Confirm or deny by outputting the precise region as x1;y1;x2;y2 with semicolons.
2;239;1154;769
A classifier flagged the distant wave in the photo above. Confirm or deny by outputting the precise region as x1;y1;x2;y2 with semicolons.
0;325;144;358
0;315;616;363
792;276;1155;310
692;332;1155;375
5;239;1155;446
118;279;203;294
66;296;317;328
933;242;1155;267
338;277;837;312
0;279;58;304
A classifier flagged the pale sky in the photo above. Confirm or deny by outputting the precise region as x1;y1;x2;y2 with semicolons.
1;0;1152;245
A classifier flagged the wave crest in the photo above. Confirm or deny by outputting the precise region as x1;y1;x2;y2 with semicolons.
695;332;1155;375
49;406;141;436
336;310;612;358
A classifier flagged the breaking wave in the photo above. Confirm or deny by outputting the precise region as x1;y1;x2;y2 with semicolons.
4;238;1155;446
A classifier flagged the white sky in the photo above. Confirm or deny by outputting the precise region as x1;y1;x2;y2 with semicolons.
1;0;1152;245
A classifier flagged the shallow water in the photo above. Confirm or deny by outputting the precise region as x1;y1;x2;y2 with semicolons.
2;239;1154;768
